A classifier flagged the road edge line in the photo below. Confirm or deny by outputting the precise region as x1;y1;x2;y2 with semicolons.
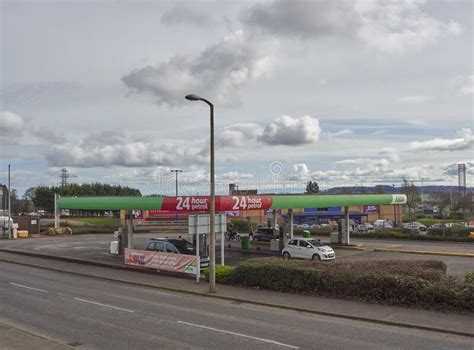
374;248;474;257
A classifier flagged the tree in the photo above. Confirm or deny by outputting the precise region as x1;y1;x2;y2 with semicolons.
374;185;385;194
10;189;32;215
31;186;56;213
305;180;320;194
24;183;142;215
430;191;451;215
401;178;421;218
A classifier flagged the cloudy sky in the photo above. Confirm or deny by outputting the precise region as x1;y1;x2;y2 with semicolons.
1;0;473;195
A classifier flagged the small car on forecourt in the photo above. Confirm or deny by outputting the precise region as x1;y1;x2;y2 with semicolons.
282;238;335;261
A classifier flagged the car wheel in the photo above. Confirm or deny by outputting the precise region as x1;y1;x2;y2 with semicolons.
236;235;241;241
312;254;321;261
282;252;291;259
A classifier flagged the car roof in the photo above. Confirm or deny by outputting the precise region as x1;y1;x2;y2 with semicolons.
148;238;187;243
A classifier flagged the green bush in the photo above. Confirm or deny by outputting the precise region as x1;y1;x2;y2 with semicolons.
465;272;474;284
426;226;470;238
229;219;251;233
351;231;473;242
218;258;472;313
204;265;234;283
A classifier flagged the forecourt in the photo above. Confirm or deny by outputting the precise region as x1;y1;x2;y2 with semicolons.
58;194;407;246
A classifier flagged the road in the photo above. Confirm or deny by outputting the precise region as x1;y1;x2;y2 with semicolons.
0;261;471;350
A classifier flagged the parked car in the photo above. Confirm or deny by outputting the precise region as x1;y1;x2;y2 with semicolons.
282;238;335;261
145;238;209;269
296;223;310;230
355;223;374;233
310;224;322;230
252;227;279;242
428;223;447;234
403;222;427;232
373;220;393;229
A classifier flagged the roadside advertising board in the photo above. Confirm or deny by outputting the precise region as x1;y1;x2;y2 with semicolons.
124;248;197;274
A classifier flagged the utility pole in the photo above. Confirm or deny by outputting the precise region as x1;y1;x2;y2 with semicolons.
421;178;424;215
170;169;183;222
8;164;11;239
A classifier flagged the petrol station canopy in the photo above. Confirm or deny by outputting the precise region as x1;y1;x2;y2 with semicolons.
58;194;407;211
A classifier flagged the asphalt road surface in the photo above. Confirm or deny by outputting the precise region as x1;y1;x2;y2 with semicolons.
0;261;471;350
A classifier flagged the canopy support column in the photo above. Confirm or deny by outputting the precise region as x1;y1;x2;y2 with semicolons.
288;209;294;239
126;211;133;249
343;206;350;245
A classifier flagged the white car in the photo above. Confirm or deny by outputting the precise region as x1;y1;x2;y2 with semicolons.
296;223;310;230
282;238;335;261
403;222;427;232
355;223;374;233
373;220;393;229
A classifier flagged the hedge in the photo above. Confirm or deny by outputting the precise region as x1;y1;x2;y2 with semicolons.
212;258;473;313
351;232;474;242
465;272;474;284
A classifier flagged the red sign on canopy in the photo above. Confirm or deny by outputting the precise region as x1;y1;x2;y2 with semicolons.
161;196;273;212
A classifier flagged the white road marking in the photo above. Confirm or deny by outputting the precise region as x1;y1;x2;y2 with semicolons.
176;320;299;349
9;282;48;293
73;298;135;313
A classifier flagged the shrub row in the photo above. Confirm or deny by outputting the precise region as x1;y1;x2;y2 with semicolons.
208;258;473;313
351;232;474;242
465;272;474;284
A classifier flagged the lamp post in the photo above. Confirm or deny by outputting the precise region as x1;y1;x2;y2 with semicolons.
185;93;216;293
170;169;183;222
8;164;11;239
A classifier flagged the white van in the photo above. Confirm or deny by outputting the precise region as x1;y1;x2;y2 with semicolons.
0;216;13;235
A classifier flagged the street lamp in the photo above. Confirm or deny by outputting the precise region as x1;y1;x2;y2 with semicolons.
170;169;183;222
185;93;216;293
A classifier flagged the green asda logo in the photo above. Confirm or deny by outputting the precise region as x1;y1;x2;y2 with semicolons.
393;195;405;203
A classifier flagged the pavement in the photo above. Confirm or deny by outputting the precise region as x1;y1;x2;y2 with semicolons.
0;251;472;340
0;320;73;349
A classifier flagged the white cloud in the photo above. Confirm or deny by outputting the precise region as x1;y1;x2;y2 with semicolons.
259;115;321;145
242;0;360;39
399;95;433;103
242;0;461;53
379;147;400;163
293;163;309;177
220;115;322;147
356;2;462;53
122;30;275;106
453;74;474;95
30;127;67;145
410;128;474;152
220;123;263;147
161;6;217;28
0;110;25;138
45;135;209;168
331;129;353;137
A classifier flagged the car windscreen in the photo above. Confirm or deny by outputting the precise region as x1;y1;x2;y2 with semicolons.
172;240;196;255
306;240;325;247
